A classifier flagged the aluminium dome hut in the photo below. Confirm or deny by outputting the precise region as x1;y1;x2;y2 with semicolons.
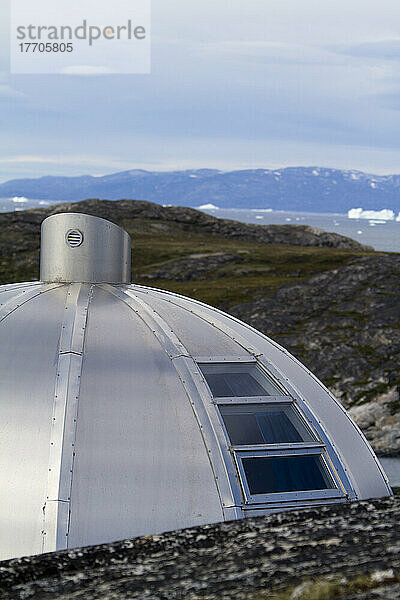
0;212;391;561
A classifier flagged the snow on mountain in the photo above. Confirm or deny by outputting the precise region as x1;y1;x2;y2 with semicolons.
1;167;400;213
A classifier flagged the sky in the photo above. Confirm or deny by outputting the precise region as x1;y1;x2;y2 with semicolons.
2;0;400;181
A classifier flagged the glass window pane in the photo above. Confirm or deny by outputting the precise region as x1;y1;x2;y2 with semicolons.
222;413;264;445
242;455;334;494
219;403;315;445
205;372;267;397
199;363;283;397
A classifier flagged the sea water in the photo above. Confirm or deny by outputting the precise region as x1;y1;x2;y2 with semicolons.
1;197;399;252
198;207;400;253
380;458;400;488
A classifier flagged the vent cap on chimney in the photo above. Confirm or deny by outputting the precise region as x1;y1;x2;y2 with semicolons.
40;212;131;283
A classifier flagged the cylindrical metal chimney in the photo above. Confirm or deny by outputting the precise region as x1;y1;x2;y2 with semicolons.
40;213;131;283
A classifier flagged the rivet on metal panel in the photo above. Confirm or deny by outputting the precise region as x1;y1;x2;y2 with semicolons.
43;283;93;554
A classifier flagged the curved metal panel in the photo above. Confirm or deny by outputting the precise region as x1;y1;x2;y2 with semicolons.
134;286;390;500
40;213;131;284
109;285;244;515
0;282;42;304
0;285;69;560
132;289;250;358
0;281;41;292
0;283;62;323
67;286;224;549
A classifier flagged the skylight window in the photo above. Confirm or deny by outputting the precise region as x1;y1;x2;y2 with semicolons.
198;361;343;505
199;363;283;398
219;403;315;445
241;454;334;495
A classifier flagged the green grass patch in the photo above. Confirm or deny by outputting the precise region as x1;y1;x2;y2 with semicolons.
0;214;378;311
130;231;374;308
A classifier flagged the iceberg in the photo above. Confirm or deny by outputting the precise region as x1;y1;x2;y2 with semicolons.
12;196;28;203
198;203;219;210
348;208;395;221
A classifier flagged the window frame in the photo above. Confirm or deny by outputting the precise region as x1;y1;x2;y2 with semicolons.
233;447;344;504
198;361;286;399
197;360;347;506
217;399;318;446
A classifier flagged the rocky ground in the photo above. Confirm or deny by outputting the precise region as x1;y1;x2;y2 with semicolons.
1;498;399;600
230;254;400;456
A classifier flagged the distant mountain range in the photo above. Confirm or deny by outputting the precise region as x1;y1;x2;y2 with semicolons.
1;167;400;213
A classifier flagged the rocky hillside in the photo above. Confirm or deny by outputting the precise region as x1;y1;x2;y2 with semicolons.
0;198;370;284
1;198;398;455
1;498;399;599
230;255;400;456
0;196;372;247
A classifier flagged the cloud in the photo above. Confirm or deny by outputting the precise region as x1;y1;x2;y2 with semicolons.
332;39;400;61
3;1;400;179
0;154;129;167
197;40;338;67
0;84;23;98
0;73;24;98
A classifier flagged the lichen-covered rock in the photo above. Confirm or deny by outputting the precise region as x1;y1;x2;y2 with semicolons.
0;498;399;600
348;389;400;456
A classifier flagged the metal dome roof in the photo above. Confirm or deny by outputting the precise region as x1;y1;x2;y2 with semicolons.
0;213;391;560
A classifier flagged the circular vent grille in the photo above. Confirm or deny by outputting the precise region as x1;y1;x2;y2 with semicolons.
66;229;84;248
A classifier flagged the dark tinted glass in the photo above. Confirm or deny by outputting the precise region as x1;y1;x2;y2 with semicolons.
242;455;334;494
222;413;264;445
199;363;282;397
219;404;313;445
205;372;267;398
